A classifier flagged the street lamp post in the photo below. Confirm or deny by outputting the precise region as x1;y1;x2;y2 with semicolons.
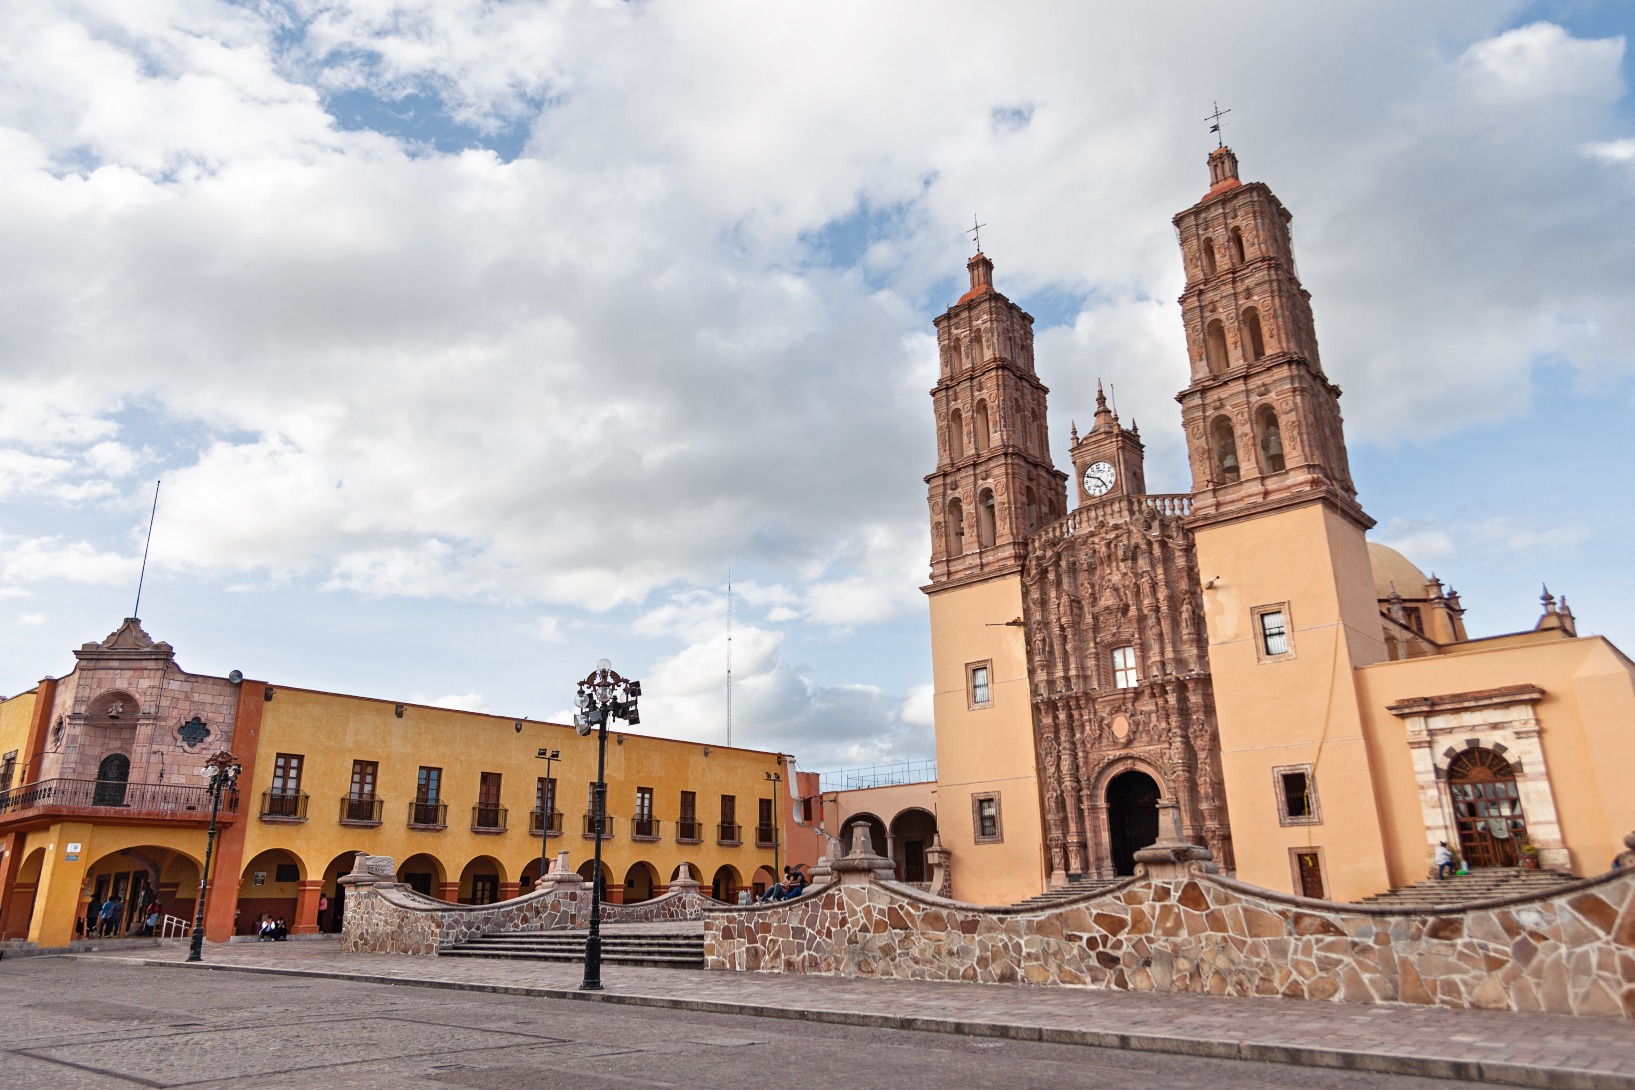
187;749;241;963
573;658;640;992
765;771;783;882
534;747;559;891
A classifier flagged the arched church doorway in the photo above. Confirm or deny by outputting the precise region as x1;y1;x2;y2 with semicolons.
94;753;130;807
1448;748;1527;867
1106;771;1161;876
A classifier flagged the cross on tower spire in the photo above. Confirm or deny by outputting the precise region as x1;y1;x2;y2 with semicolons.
1206;101;1231;148
967;214;988;254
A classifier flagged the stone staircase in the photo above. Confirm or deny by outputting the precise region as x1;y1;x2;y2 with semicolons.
1354;867;1577;909
437;926;705;969
1010;875;1130;910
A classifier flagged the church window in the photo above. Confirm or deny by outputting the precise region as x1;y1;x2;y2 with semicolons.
1242;307;1266;360
972;792;1003;844
1205;320;1230;374
1253;605;1294;660
1111;646;1138;689
1025;486;1038;533
977;488;997;549
1403;606;1424;634
968;662;992;708
973;400;990;453
948;408;965;461
1230;226;1247;264
1274;764;1320;825
1256;405;1285;473
945;498;965;557
1201;237;1218;277
1211;416;1241;483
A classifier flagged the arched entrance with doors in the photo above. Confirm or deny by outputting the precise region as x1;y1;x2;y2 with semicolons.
1;847;46;940
1448;748;1528;867
320;851;365;933
81;845;200;938
670;862;701;889
459;855;507;905
238;849;305;935
840;813;887;859
888;808;938;883
1106;770;1162;876
751;865;778;900
622;861;658;903
710;864;741;904
94;753;130;807
397;853;446;899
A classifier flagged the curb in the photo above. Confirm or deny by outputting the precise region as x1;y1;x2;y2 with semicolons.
61;955;1632;1090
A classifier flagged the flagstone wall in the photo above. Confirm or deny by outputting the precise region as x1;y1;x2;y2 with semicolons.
702;852;1635;1019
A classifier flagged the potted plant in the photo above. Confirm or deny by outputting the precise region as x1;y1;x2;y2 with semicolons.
1519;841;1540;869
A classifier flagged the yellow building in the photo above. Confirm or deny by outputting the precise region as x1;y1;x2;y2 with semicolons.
0;619;792;947
862;144;1635;906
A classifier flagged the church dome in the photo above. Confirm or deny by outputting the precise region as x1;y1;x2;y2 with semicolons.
1367;542;1430;600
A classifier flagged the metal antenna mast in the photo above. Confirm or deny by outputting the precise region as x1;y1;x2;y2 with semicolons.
132;480;161;619
725;563;734;747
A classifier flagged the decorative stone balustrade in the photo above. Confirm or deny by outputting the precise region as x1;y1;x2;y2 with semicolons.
1029;493;1192;549
703;828;1635;1019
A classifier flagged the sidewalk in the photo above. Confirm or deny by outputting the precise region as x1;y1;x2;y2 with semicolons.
74;939;1635;1090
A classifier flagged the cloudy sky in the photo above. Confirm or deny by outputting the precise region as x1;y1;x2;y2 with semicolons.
1;1;1631;771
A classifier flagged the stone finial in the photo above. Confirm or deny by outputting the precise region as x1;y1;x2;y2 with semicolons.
342;853;395;887
1132;799;1217;881
924;831;953;898
1616;830;1635;871
830;822;895;883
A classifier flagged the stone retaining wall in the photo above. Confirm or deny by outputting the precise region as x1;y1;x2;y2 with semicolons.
703;843;1635;1019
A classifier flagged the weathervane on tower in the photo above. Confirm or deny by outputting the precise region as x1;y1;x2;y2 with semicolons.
968;214;987;254
1206;101;1231;148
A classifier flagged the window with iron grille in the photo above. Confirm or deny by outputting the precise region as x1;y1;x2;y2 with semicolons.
678;790;700;839
0;750;16;792
757;797;775;846
267;753;304;817
1260;610;1289;656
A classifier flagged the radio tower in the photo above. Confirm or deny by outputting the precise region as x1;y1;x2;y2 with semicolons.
725;564;734;747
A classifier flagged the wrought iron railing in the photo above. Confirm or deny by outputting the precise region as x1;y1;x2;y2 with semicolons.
529;808;563;835
340;796;384;824
0;777;239;816
581;812;615;838
717;821;742;845
471;804;507;832
260;789;308;819
631;816;660;839
676;819;702;842
755;823;776;848
408;800;448;828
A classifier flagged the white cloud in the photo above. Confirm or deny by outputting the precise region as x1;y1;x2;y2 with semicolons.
15;611;46;626
0;535;136;585
1584;138;1635;162
427;691;489;712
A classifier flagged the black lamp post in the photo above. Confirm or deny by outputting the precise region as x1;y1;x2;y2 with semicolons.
573;658;640;991
765;771;783;883
187;749;241;963
534;747;559;891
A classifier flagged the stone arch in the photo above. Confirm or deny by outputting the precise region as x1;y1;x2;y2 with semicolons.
81;844;203;939
397;852;446;898
973;400;990;453
670;861;702;885
1085;756;1171;879
0;846;47;941
1210;415;1241;484
94;752;131;806
710;864;742;904
888;806;938;883
945;497;965;558
1255;403;1286;473
1230;226;1247;264
239;847;307;933
576;858;613;901
459;855;507;905
977;487;997;549
1201;236;1218;277
947;406;965;461
1445;748;1528;868
622;860;659;903
1204;319;1230;374
320;850;365;933
840;812;888;859
87;689;140;721
751;865;779;899
1241;306;1266;360
1105;769;1163;877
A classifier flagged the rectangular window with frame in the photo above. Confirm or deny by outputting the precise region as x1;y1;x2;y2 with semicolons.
534;776;559;834
344;760;379;823
266;753;304;817
719;793;739;843
1253;603;1295;661
634;786;656;838
0;749;16;792
968;661;992;707
757;797;775;847
1111;646;1138;689
475;771;503;829
972;792;1003;844
412;766;443;826
678;790;700;840
1273;763;1321;825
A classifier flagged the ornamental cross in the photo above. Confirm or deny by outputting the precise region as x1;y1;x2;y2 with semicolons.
1206;101;1231;147
968;214;987;253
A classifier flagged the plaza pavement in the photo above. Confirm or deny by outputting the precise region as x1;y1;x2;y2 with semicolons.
64;934;1635;1090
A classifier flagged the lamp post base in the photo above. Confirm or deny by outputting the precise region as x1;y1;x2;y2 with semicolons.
580;931;603;991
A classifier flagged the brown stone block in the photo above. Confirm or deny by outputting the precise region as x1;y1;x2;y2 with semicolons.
1614;901;1635;946
1576;980;1624;1018
1154;904;1183;937
1421;916;1463;941
959;918;979;935
1567;892;1619;935
1306;976;1339;1000
1058;966;1085;985
1242;907;1284;938
1178;881;1209;911
1151;885;1172;903
1398;959;1432;1005
1033;914;1064;940
1471;974;1511;1011
1291;912;1344;937
885;906;909;930
1125;910;1151;936
1092;911;1128;935
1095;950;1119;969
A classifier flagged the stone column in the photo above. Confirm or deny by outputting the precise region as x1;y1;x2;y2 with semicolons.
292;879;323;934
205;678;266;942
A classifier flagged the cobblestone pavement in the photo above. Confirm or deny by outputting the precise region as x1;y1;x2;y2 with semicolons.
19;937;1635;1089
0;955;1536;1090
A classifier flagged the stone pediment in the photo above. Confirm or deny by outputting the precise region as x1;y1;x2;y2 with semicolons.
75;617;176;662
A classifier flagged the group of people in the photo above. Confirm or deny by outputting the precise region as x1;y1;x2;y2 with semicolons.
758;866;809;902
257;915;290;941
81;895;162;938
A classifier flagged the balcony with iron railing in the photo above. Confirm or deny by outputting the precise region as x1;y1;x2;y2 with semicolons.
339;796;384;825
717;821;742;846
581;812;615;838
675;818;702;843
408;800;448;829
529;808;563;836
631;816;660;841
755;823;776;848
260;789;308;822
0;777;240;828
471;804;507;833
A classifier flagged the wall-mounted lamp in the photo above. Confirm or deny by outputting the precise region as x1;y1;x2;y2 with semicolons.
264;686;276;702
394;704;405;719
615;734;624;746
702;746;712;757
1204;577;1221;590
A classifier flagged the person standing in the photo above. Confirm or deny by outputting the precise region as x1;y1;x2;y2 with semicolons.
99;894;123;936
83;896;102;939
1435;841;1455;880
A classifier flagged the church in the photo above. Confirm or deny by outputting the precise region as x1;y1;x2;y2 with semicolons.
839;145;1635;906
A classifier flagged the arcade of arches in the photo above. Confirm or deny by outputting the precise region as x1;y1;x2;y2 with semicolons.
839;807;940;884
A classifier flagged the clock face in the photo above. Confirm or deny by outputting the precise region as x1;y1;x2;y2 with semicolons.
1083;461;1116;497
